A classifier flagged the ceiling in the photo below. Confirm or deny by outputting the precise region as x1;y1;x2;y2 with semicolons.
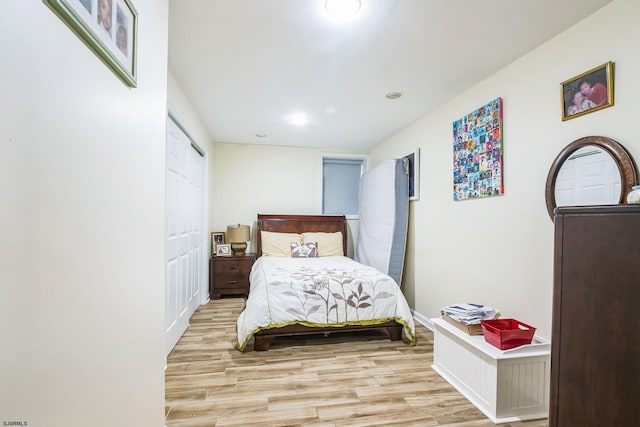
168;0;612;151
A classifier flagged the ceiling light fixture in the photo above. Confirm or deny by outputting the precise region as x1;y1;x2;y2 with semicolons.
386;92;402;100
289;113;308;126
324;0;361;21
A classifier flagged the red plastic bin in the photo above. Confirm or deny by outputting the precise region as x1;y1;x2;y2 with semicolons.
480;318;536;350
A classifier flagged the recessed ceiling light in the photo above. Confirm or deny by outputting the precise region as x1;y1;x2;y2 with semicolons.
324;0;361;21
289;113;308;126
386;92;402;100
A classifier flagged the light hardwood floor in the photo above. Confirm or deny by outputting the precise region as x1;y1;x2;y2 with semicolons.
165;298;549;427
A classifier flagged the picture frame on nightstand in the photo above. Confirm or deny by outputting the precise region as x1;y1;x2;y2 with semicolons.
216;243;232;257
211;232;225;256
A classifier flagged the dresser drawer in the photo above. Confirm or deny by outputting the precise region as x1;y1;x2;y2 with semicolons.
213;258;253;275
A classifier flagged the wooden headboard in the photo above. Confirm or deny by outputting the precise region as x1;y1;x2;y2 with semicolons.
256;214;348;257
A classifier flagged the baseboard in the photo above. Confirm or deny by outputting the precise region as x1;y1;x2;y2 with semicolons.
412;310;434;331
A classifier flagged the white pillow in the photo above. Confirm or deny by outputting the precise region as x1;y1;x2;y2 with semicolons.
261;231;302;257
302;232;344;256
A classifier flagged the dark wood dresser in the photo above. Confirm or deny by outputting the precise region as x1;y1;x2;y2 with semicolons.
550;205;640;426
209;253;256;300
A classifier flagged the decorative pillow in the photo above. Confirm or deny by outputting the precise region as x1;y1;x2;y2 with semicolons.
301;232;344;256
261;231;302;257
290;242;318;258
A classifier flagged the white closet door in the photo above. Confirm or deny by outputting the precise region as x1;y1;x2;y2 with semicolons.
187;144;203;315
166;117;203;355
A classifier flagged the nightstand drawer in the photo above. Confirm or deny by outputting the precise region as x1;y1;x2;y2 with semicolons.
210;253;256;300
214;274;249;290
213;258;253;275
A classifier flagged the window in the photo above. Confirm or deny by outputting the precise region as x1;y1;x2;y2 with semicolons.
322;155;367;218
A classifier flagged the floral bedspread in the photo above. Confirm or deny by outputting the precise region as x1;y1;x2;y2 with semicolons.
236;256;416;350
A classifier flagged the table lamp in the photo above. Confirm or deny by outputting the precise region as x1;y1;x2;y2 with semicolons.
226;224;250;255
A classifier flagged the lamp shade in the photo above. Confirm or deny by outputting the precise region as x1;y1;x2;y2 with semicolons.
226;224;250;243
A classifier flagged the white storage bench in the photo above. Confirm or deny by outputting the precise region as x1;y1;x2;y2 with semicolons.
431;317;550;424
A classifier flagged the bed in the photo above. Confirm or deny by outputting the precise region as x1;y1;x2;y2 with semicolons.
236;214;416;351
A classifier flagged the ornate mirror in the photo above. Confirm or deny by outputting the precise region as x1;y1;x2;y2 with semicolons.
545;136;638;220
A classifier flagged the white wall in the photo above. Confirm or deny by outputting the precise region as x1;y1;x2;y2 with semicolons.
369;0;640;339
211;142;364;257
0;1;168;425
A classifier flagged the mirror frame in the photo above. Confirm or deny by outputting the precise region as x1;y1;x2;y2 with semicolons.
545;135;638;220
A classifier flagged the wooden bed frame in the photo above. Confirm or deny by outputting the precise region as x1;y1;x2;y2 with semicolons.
251;213;404;351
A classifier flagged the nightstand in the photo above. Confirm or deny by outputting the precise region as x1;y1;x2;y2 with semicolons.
209;253;257;299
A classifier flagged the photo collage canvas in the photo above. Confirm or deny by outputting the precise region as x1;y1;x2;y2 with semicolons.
452;97;504;200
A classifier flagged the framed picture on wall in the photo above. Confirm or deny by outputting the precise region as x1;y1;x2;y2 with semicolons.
45;0;138;87
561;61;614;121
400;148;420;201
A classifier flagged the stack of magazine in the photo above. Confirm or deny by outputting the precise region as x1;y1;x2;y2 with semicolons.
442;303;499;325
